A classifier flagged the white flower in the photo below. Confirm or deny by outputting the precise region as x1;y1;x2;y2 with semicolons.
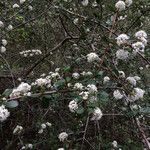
72;72;80;79
87;53;100;63
2;39;7;46
126;77;136;86
132;42;145;53
74;83;83;90
79;91;89;100
135;30;147;39
58;148;64;150
41;123;46;129
129;88;145;101
35;78;51;86
113;90;123;100
26;144;33;149
0;46;6;53
118;71;125;78
17;82;31;93
140;37;147;46
20;0;26;4
28;5;33;11
81;0;89;6
10;82;31;98
46;122;52;127
58;132;68;142
116;34;129;46
91;107;103;121
0;21;4;28
125;0;133;7
13;125;23;134
87;84;97;93
73;18;79;25
81;71;93;76
13;4;20;8
133;76;141;81
103;76;110;84
112;140;118;148
68;100;78;112
0;105;10;122
116;49;129;60
115;1;126;11
38;129;43;134
7;25;13;31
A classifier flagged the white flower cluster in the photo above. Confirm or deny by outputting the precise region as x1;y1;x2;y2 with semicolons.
116;34;129;46
79;91;89;100
1;39;7;53
91;107;103;121
38;122;52;134
113;90;123;100
116;49;129;60
81;0;89;6
72;72;80;79
58;132;68;142
13;125;23;135
68;100;78;112
112;140;118;148
126;76;141;86
0;105;10;122
21;144;33;150
132;30;148;53
20;0;26;4
87;53;100;63
128;87;145;102
81;71;93;76
115;0;132;11
87;84;97;93
103;76;110;84
58;148;64;150
10;82;31;98
19;49;42;57
74;83;84;90
33;78;51;87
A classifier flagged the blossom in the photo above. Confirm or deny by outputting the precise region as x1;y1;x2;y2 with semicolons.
87;84;97;93
0;46;6;53
115;1;126;11
125;0;133;7
0;21;4;28
2;39;7;46
126;77;136;86
10;82;31;98
72;72;80;79
103;76;110;84
58;148;64;150
113;90;123;100
13;4;20;8
68;100;78;112
13;125;23;134
35;78;51;86
132;42;145;53
129;88;145;101
0;105;10;122
7;25;13;31
74;83;83;90
28;5;33;11
116;34;129;46
58;132;68;142
112;140;118;148
135;30;147;39
20;0;26;4
91;107;103;121
87;53;100;63
118;71;125;78
79;91;89;100
41;123;46;129
81;0;89;6
116;49;129;60
46;122;52;127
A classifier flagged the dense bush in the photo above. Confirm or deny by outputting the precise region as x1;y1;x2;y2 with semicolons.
0;0;150;149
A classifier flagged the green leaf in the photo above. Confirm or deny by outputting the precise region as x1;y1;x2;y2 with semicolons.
2;89;12;97
76;107;84;114
5;100;19;108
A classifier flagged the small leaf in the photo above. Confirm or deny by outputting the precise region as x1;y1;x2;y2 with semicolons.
76;107;84;114
5;100;19;108
2;89;12;97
